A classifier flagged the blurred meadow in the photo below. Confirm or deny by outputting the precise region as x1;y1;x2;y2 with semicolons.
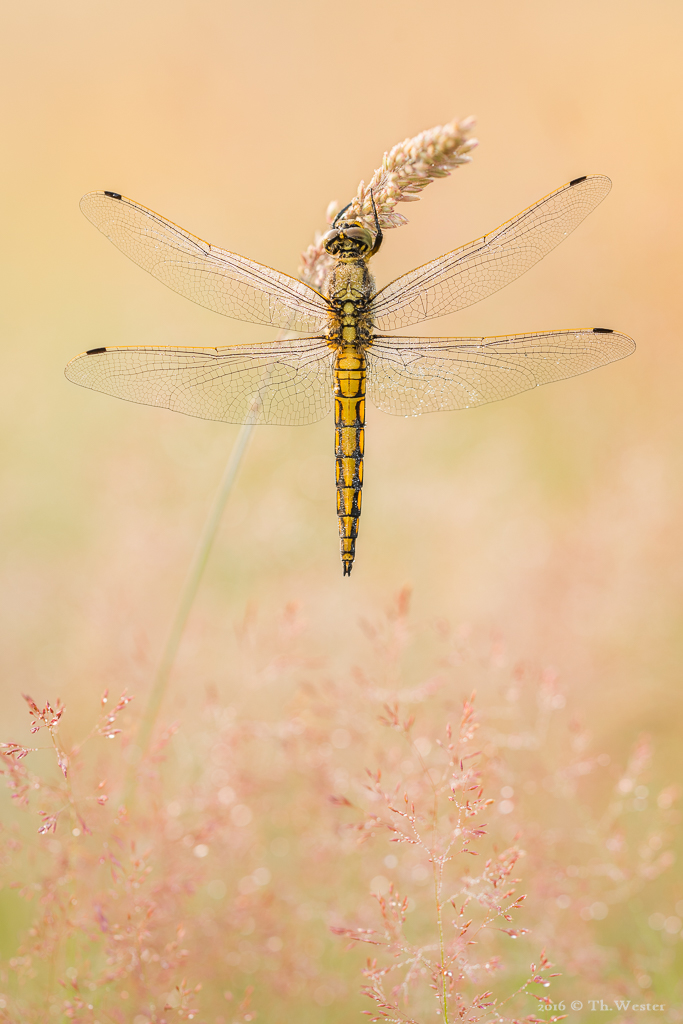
1;0;683;1020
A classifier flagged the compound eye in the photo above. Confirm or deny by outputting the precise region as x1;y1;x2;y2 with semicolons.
340;225;372;250
322;229;343;254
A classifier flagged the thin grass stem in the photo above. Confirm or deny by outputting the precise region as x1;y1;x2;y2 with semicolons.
130;410;258;776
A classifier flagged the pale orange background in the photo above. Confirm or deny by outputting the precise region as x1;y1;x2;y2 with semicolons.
0;0;681;783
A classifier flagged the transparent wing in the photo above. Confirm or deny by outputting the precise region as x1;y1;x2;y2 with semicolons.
366;329;635;415
65;337;334;426
80;191;330;334
371;175;612;330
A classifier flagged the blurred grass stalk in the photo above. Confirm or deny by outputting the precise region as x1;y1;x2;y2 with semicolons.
131;411;258;774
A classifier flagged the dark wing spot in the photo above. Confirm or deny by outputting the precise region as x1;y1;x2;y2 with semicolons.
593;328;613;334
569;176;588;186
104;191;122;200
86;347;107;355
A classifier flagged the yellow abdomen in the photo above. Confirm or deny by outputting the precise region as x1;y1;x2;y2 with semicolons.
326;258;374;576
334;346;366;576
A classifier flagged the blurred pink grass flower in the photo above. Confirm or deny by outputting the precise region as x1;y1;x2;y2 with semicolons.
0;592;680;1022
329;696;566;1024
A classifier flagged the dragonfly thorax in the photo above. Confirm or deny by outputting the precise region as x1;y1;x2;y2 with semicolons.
324;259;376;351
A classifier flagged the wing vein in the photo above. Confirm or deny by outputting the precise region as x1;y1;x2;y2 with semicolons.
366;329;635;415
81;191;330;332
371;175;612;329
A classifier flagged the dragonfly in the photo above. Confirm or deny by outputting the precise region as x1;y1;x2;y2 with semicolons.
67;174;634;576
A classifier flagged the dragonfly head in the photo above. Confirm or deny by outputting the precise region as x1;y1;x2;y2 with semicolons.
322;221;376;261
